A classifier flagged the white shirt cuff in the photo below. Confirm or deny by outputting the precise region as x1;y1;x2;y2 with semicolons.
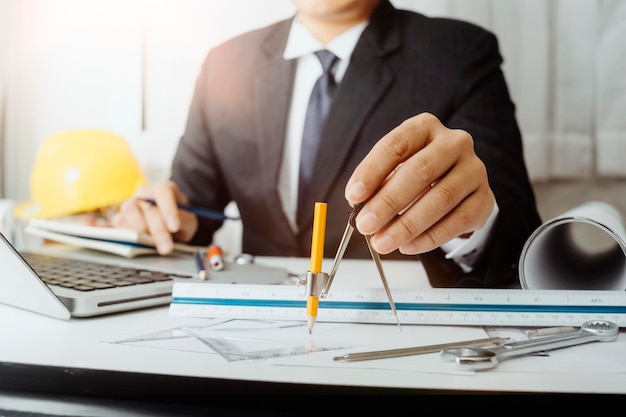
440;202;499;273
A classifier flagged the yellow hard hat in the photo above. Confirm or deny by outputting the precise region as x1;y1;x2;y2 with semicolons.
14;129;147;219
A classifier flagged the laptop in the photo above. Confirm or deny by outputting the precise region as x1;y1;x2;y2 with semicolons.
0;232;290;319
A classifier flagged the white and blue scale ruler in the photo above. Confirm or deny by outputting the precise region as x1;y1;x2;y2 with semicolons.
169;282;626;327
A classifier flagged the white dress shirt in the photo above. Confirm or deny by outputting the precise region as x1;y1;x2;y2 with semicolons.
278;17;498;272
280;18;368;232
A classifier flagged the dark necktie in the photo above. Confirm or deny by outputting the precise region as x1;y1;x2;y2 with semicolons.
297;50;339;225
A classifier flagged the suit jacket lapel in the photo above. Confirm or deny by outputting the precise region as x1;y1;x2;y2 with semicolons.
254;20;298;237
296;1;402;232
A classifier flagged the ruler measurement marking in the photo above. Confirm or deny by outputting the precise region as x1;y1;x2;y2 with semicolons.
170;284;626;326
172;298;626;314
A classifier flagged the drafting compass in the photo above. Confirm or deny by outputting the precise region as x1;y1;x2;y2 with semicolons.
306;203;401;329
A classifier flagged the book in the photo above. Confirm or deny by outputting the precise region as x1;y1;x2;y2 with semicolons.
25;218;204;258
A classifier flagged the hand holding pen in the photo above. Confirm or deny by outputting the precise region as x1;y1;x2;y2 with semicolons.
111;180;237;255
139;198;239;222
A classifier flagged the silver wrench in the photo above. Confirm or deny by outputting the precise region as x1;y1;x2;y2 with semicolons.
440;320;619;371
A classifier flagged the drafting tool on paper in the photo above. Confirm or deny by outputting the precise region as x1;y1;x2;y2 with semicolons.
441;320;619;371
112;319;353;361
333;336;507;362
299;202;400;332
526;326;578;337
180;323;352;362
324;203;400;328
170;283;626;327
188;334;353;362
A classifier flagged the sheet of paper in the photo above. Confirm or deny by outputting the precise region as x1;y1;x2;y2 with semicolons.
265;322;483;376
107;319;489;375
107;319;626;376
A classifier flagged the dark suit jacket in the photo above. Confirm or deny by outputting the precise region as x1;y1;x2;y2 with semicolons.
170;0;542;288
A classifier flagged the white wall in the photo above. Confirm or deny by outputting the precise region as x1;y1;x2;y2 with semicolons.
0;0;16;198
1;0;296;205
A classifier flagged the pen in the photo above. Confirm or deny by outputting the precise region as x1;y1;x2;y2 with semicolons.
207;245;224;271
139;198;239;221
306;202;327;334
332;336;508;362
194;250;208;280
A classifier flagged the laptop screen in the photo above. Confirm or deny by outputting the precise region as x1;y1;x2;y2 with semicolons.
0;232;71;319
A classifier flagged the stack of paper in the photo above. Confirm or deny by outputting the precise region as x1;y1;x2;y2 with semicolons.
25;218;203;258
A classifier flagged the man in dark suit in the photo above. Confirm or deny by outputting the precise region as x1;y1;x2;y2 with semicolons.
113;0;542;288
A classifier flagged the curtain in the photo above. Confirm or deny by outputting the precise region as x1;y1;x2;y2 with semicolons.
0;1;16;198
595;0;626;177
397;0;626;181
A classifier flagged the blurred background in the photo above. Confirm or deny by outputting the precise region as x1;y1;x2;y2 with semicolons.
1;0;625;248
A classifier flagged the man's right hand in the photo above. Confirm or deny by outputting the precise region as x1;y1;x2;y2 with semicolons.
111;180;198;255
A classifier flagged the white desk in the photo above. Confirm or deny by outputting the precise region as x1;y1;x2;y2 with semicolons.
1;251;626;410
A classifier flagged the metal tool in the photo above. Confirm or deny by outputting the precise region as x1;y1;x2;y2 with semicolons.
322;203;401;329
526;326;578;338
441;320;619;371
333;336;507;362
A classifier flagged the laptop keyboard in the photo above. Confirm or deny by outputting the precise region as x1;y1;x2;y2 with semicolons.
21;252;192;292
